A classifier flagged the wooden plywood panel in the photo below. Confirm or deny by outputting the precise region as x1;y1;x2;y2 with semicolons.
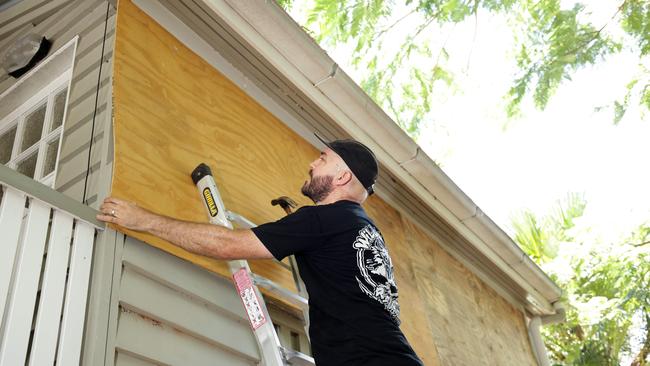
112;0;317;279
365;198;442;366
402;218;538;366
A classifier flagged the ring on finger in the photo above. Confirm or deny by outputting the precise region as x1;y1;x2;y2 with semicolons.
111;209;116;216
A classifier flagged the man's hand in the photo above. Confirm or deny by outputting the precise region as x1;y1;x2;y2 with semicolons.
97;197;158;231
95;196;273;260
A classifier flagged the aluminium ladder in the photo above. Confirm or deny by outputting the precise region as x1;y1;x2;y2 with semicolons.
191;163;313;366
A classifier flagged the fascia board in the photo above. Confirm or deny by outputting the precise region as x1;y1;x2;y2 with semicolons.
399;153;478;220
314;70;419;162
218;0;334;85
463;212;562;301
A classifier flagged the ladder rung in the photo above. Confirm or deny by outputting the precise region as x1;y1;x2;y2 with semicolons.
226;210;256;228
280;347;315;366
226;210;293;271
251;273;308;309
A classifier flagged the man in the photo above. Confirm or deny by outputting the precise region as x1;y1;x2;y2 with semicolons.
97;135;423;366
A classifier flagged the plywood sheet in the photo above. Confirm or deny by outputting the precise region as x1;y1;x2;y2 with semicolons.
402;218;538;366
112;0;316;281
365;199;443;365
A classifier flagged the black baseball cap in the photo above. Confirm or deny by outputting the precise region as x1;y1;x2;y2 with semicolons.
315;133;378;195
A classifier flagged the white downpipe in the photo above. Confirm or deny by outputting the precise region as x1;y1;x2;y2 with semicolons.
527;303;565;366
527;316;551;366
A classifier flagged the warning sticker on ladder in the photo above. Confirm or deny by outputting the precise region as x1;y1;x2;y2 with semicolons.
233;268;267;330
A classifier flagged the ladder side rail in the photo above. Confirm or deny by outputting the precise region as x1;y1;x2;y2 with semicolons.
192;164;284;366
250;273;308;310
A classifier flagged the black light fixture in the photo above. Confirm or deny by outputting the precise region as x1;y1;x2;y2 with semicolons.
1;33;52;78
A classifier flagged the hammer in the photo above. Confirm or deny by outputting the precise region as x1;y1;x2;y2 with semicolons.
271;196;297;215
271;196;307;301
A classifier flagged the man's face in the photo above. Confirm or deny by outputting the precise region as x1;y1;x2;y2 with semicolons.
301;149;341;203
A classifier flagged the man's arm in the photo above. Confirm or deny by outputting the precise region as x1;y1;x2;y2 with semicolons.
96;197;273;260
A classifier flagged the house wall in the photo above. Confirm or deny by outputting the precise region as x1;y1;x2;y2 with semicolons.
110;1;539;365
399;216;539;365
111;235;260;365
0;0;114;208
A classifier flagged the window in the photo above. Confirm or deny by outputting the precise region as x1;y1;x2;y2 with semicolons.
0;77;70;186
266;298;312;356
0;37;76;187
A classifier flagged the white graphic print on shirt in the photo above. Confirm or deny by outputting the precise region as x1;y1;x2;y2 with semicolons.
353;225;401;324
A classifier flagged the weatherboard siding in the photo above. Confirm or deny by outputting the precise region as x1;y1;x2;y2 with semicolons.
114;236;260;365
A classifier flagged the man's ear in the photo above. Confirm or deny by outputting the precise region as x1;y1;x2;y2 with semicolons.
336;170;353;186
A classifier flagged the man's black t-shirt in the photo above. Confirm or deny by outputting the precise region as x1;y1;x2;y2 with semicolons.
252;200;423;366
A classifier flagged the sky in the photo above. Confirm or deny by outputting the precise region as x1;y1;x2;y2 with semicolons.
287;1;650;244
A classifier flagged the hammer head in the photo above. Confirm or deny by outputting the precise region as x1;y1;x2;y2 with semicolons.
271;196;297;210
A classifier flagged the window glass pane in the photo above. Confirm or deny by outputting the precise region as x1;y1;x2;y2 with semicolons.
21;104;46;152
290;331;300;352
16;153;38;178
42;138;59;176
0;126;17;164
51;88;68;131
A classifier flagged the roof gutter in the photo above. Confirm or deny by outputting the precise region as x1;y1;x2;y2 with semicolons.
198;0;562;315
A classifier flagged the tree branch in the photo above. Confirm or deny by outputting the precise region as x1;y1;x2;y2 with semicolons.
630;312;650;366
370;8;417;42
631;240;650;247
557;0;627;60
466;0;480;71
412;15;437;40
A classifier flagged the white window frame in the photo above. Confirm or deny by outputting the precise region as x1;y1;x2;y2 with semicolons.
0;37;77;188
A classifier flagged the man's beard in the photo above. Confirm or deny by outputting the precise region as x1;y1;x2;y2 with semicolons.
301;173;334;203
